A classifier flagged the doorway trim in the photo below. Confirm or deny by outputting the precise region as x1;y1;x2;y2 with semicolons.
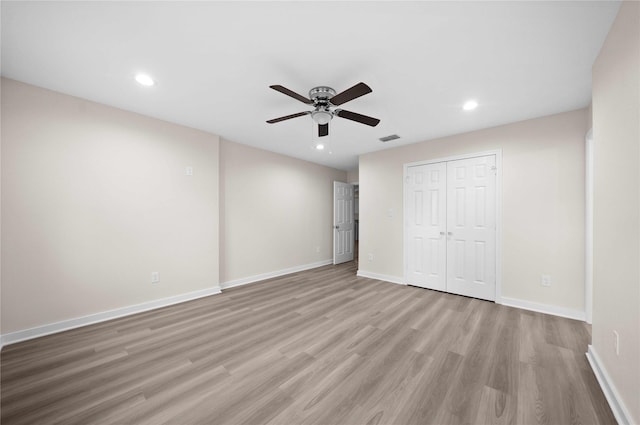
403;149;503;301
333;181;355;265
585;128;593;324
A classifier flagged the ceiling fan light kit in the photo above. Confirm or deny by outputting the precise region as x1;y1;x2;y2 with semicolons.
267;82;380;138
311;110;332;125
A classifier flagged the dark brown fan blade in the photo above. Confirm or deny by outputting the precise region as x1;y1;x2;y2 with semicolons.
335;109;380;127
318;123;329;137
266;111;309;124
329;82;372;106
270;85;313;105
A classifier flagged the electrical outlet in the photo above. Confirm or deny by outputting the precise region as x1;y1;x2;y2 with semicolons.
541;274;551;287
185;166;193;176
613;330;619;355
151;272;160;284
315;246;320;253
368;253;374;262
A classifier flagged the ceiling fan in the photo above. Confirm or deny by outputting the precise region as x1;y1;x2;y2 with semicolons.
266;82;380;137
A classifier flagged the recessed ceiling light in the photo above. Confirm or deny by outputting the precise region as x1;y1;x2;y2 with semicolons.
463;100;478;111
315;143;325;151
135;73;155;87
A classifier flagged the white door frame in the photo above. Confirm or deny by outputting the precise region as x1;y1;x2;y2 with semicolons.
585;129;593;324
403;149;503;301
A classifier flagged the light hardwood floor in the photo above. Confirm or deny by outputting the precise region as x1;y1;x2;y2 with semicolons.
1;263;615;424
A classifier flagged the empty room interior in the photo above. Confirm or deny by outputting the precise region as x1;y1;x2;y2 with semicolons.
1;1;639;424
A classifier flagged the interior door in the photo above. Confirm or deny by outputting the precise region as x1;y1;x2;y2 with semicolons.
333;181;354;264
405;163;447;291
446;155;496;301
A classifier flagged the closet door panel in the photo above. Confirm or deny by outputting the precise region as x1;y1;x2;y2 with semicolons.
446;155;496;301
405;163;447;291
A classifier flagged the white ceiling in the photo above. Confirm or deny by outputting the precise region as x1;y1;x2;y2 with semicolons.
1;1;620;171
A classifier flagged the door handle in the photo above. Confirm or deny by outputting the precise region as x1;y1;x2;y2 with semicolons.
447;232;453;236
334;225;340;230
440;231;445;236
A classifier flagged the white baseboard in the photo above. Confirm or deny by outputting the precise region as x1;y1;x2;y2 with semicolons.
356;270;406;285
0;286;222;348
498;296;586;321
221;260;333;290
352;277;584;323
587;345;634;425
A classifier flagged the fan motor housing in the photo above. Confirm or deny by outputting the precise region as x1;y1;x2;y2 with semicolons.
309;86;336;104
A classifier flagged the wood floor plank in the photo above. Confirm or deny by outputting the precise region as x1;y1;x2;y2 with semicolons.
475;385;518;425
443;303;502;423
1;262;617;424
486;306;520;396
394;350;464;424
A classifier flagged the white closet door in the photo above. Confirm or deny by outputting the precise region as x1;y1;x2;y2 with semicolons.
446;155;496;301
405;163;447;291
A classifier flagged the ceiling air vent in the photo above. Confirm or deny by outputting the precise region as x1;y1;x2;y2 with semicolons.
379;134;400;142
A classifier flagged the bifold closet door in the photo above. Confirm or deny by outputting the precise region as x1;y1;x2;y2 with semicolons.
445;156;496;301
405;162;447;291
405;155;496;301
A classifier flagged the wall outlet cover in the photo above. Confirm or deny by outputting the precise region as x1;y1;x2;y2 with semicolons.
541;274;551;287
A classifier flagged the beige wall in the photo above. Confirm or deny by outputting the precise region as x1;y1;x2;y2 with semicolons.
1;78;220;334
359;109;588;312
220;139;346;284
347;169;359;184
0;78;348;337
592;1;640;422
